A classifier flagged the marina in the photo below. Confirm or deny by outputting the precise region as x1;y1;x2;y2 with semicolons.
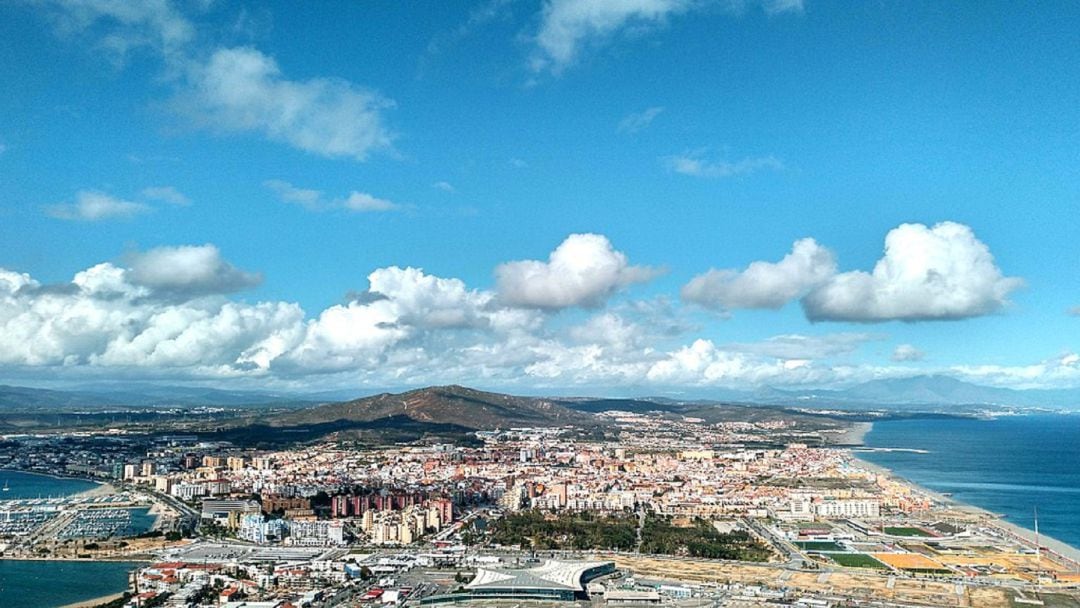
0;474;157;544
56;507;137;540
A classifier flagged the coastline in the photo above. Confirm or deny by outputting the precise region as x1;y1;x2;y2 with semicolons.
828;421;872;445
0;555;151;562
0;559;139;608
58;591;127;608
0;468;105;487
846;423;1080;570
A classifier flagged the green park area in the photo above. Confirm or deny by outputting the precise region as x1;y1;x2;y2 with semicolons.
640;516;771;562
487;511;770;562
488;510;637;551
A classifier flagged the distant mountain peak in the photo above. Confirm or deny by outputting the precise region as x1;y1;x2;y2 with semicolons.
270;385;592;430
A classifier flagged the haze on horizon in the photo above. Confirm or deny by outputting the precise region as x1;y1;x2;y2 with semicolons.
1;1;1078;396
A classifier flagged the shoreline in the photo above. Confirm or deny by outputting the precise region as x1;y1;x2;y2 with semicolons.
847;422;1080;568
828;420;872;445
58;591;127;608
0;468;105;488
0;555;151;562
0;559;139;608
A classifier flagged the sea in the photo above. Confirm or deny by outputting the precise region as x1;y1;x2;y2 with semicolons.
0;470;146;607
0;560;138;607
861;413;1080;550
0;470;99;499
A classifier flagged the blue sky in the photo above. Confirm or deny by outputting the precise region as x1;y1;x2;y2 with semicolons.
0;0;1078;394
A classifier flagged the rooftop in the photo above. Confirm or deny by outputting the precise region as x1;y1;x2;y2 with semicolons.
467;560;612;592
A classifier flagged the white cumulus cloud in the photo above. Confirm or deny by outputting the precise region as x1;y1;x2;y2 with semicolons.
682;238;836;311
127;244;262;296
286;266;541;373
803;222;1024;322
495;234;659;309
0;258;299;372
645;339;830;386
46;190;150;221
182;47;394;161
949;352;1080;389
0;230;1057;391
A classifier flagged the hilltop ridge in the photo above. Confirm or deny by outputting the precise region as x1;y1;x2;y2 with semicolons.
268;384;593;430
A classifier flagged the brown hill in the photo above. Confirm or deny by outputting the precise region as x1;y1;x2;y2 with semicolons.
269;385;594;430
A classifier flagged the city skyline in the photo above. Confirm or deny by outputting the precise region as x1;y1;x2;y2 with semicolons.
1;1;1079;393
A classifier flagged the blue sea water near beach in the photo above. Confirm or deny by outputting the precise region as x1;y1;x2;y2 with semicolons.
0;560;138;607
0;470;99;499
0;471;145;606
861;413;1080;549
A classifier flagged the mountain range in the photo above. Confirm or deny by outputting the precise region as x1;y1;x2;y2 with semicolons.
0;384;317;410
743;375;1080;410
1;375;1079;415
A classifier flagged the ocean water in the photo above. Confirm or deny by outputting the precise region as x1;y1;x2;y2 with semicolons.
0;471;148;605
0;560;138;607
124;507;158;537
861;414;1080;549
0;470;99;499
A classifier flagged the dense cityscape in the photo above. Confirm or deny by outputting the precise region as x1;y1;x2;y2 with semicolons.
4;0;1080;607
1;395;1078;608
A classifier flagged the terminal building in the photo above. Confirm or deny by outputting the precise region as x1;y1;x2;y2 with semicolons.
422;560;615;603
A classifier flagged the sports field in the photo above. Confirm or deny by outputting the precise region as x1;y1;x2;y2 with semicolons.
824;553;889;569
797;541;845;551
872;552;949;572
884;526;933;537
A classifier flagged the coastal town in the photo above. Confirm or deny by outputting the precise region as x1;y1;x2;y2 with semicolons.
6;0;1080;606
2;408;1078;608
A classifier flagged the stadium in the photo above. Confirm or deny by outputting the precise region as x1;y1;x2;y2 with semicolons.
422;559;615;603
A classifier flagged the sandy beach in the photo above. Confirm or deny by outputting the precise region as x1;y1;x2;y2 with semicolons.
825;420;873;445
58;591;127;608
74;481;116;499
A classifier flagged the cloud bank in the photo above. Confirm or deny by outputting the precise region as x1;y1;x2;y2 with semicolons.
0;226;1055;391
683;222;1023;323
